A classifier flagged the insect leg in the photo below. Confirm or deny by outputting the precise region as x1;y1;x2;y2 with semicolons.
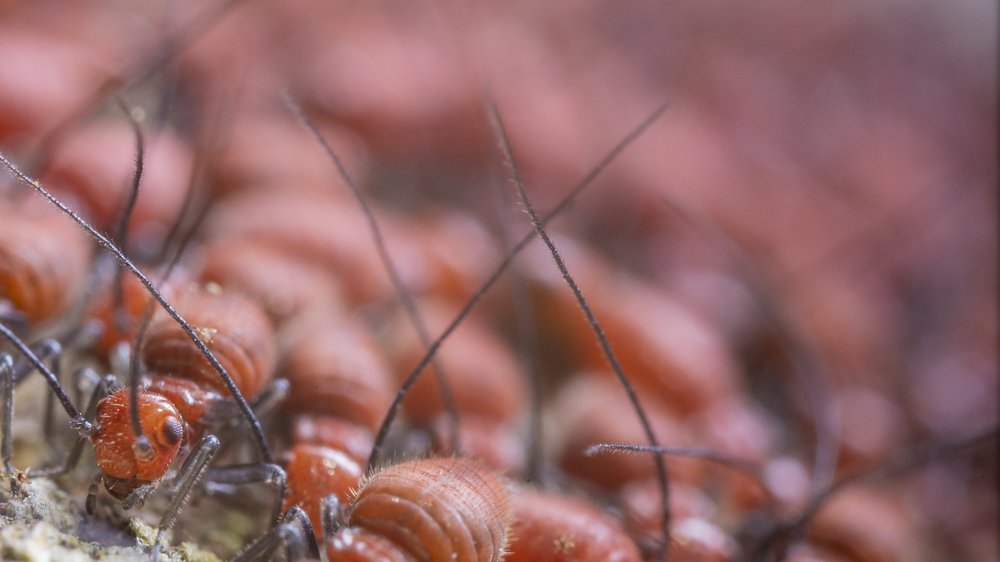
40;341;64;443
147;434;222;557
248;378;290;419
11;338;62;383
33;371;116;479
85;474;102;516
319;493;344;541
231;506;316;562
200;462;288;527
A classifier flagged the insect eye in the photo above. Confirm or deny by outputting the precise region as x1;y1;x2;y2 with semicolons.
158;416;184;447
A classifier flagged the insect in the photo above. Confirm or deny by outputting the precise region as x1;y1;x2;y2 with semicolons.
517;236;744;416
0;198;92;326
239;456;511;562
381;296;527;472
13;282;286;554
3;2;997;562
328;457;510;562
274;315;392;534
197;238;345;331
201;190;400;305
1;142;282;559
511;487;641;561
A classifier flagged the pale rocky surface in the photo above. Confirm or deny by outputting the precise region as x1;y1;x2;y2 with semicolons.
0;477;219;562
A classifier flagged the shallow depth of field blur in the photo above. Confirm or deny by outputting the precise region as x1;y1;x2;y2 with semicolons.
0;0;996;561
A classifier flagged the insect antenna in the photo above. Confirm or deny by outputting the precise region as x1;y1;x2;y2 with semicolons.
0;153;273;464
486;101;672;562
0;323;88;434
586;442;772;499
283;91;463;455
110;96;146;336
127;204;203;457
110;96;145;252
487;175;543;483
365;101;670;474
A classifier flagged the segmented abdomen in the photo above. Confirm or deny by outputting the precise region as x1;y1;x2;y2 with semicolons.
142;285;276;400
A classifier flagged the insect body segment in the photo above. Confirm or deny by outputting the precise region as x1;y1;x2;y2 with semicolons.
84;283;279;510
281;318;394;434
329;458;511;562
277;317;390;533
506;487;642;562
142;285;276;401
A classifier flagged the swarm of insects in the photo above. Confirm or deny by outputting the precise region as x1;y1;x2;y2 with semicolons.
0;1;996;561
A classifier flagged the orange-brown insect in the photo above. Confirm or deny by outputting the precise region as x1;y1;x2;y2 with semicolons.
202;190;400;304
325;458;511;562
238;454;512;562
391;210;504;306
88;283;277;499
197;238;345;332
280;317;394;434
85;266;190;359
506;487;642;562
206;113;368;199
520;237;743;416
275;316;391;532
0;199;92;325
384;298;525;426
791;487;919;562
382;297;527;472
551;375;690;491
280;428;369;535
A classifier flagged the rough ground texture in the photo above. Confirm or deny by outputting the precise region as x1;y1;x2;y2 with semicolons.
0;476;219;562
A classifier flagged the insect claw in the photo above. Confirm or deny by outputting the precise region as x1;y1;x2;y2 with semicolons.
71;416;96;438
